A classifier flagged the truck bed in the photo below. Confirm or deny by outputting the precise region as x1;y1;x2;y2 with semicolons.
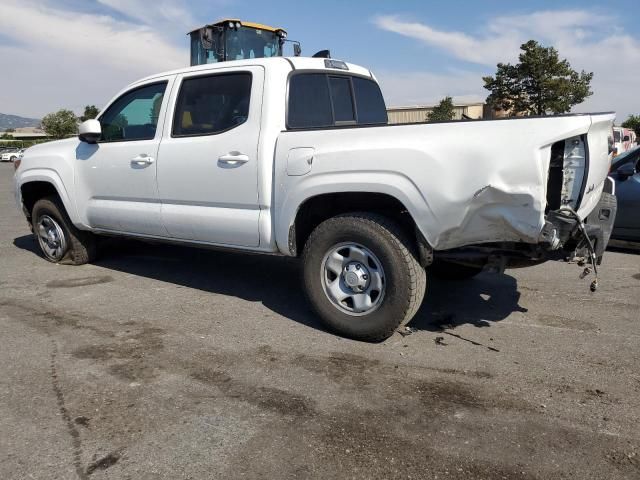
275;113;615;251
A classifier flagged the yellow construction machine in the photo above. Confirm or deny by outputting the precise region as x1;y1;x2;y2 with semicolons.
188;19;302;66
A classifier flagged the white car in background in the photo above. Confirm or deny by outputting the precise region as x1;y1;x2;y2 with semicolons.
1;149;23;162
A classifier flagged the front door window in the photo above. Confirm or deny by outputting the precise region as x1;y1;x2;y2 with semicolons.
99;82;167;142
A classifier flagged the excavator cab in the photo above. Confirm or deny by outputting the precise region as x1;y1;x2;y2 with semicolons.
189;19;300;66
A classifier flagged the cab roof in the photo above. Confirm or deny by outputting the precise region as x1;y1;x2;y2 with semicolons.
133;57;373;86
188;19;285;34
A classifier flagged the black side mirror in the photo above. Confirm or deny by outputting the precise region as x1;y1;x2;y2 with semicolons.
616;162;635;179
623;135;630;142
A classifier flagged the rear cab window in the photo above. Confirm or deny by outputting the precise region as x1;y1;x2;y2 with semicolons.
287;72;387;129
328;76;356;124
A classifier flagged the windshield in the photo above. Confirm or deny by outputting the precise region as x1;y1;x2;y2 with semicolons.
225;26;282;60
614;130;621;142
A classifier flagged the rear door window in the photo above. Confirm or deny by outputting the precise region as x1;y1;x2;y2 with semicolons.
173;72;252;137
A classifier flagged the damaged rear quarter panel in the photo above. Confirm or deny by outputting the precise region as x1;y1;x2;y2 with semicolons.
275;114;606;252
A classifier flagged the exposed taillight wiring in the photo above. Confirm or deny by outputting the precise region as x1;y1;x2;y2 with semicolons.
558;205;599;292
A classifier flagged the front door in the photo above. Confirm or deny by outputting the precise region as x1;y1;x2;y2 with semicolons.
156;67;263;247
75;78;173;236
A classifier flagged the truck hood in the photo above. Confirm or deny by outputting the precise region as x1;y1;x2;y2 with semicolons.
23;137;79;157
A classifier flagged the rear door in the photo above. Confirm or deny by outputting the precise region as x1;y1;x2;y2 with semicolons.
156;66;263;246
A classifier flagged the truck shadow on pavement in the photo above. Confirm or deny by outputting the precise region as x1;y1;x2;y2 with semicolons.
409;272;527;332
13;235;527;338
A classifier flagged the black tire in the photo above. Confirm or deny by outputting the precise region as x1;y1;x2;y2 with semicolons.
302;213;426;342
10;156;17;162
430;260;483;281
31;196;97;265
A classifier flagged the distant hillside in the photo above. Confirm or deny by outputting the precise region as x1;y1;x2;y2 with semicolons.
0;113;41;130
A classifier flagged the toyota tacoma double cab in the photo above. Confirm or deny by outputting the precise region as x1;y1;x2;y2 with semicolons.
14;56;617;341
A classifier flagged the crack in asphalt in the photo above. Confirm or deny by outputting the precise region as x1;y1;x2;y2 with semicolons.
49;339;88;480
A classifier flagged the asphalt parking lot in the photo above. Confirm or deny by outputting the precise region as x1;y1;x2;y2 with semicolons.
1;162;639;480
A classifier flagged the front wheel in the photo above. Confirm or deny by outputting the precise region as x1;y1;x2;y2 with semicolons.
302;213;426;342
31;196;97;265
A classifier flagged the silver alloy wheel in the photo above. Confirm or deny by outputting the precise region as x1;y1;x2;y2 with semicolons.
36;215;67;261
320;242;386;316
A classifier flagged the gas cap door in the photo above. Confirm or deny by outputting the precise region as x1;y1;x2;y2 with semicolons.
286;147;314;176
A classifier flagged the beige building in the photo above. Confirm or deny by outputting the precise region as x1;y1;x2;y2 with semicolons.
386;102;485;124
1;127;49;140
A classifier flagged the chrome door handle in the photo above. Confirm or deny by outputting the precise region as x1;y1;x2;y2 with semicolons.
218;153;249;166
131;154;154;165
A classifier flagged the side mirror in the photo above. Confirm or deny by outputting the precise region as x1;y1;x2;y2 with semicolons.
623;135;630;142
78;119;101;144
616;162;636;179
293;43;301;56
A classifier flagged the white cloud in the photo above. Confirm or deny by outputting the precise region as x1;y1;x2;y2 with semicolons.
96;0;195;32
374;15;520;66
374;10;614;66
0;0;185;117
374;10;640;120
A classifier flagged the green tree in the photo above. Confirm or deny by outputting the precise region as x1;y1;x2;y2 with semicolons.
483;40;594;116
622;114;640;138
427;96;455;122
41;109;78;139
79;105;100;122
5;128;15;133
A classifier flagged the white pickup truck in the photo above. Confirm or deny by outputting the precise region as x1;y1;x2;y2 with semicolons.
14;57;617;341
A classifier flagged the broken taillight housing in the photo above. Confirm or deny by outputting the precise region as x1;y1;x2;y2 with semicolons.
546;136;586;211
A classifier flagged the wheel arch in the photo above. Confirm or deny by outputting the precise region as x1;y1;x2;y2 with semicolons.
19;170;79;225
283;189;434;266
276;171;438;257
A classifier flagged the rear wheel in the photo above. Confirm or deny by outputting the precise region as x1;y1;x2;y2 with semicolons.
302;213;426;342
31;196;97;265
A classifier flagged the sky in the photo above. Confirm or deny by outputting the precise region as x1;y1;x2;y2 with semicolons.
1;0;638;122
